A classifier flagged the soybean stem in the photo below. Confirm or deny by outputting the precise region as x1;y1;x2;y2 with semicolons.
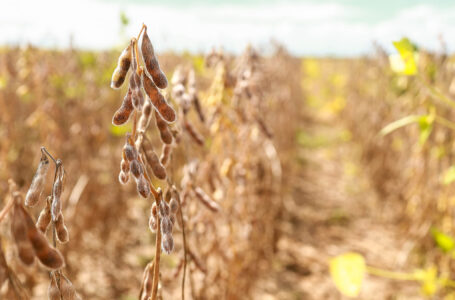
178;192;187;300
151;189;162;300
137;23;146;41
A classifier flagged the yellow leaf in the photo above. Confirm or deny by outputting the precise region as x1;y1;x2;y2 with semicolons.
391;38;418;75
330;252;366;297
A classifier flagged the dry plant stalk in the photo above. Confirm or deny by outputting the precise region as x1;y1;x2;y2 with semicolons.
110;23;180;300
0;147;82;299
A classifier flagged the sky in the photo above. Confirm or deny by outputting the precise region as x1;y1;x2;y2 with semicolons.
0;0;454;56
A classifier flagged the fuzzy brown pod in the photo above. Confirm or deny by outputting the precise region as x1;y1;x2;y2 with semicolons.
141;136;166;180
130;75;145;111
162;233;174;254
112;89;134;125
184;119;204;146
129;51;145;111
160;216;173;235
25;151;50;207
11;204;35;265
154;109;173;144
111;43;132;89
19;205;65;269
123;136;138;162
148;214;157;232
141;27;168;89
169;197;178;214
48;275;60;300
143;73;176;123
159;199;170;218
118;171;129;185
160;144;172;166
139;262;154;300
60;274;82;300
120;158;130;173
36;197;52;233
193;186;220;212
136;174;150;198
51;165;64;222
130;159;143;179
55;212;69;244
138;98;153;132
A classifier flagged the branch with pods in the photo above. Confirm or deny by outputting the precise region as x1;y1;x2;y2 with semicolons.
110;23;184;300
0;147;81;299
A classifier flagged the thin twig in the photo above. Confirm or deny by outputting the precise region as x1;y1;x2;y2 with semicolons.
137;23;146;40
177;191;187;300
151;189;162;300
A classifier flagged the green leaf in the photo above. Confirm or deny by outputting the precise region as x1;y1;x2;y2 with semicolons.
380;115;422;136
110;123;132;137
330;252;366;297
120;11;130;26
392;38;418;75
417;114;434;146
443;166;455;185
431;228;455;252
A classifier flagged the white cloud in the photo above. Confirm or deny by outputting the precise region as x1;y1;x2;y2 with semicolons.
0;0;454;56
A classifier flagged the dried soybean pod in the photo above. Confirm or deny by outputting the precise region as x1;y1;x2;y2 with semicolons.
51;169;63;222
141;27;168;89
130;159;143;179
154;109;173;144
11;204;35;265
20;205;65;269
143;73;176;123
119;171;129;185
141;136;166;180
130;43;145;110
160;144;172;166
123;135;138;162
139;262;154;300
162;233;174;254
193;186;220;212
161;217;172;235
184;119;204;146
148;214;157;232
136;174;150;198
111;43;132;89
112;89;134;125
138;98;153;132
120;157;130;173
55;213;69;244
60;274;81;300
36;196;52;233
48;275;60;300
169;197;178;214
25;150;50;207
